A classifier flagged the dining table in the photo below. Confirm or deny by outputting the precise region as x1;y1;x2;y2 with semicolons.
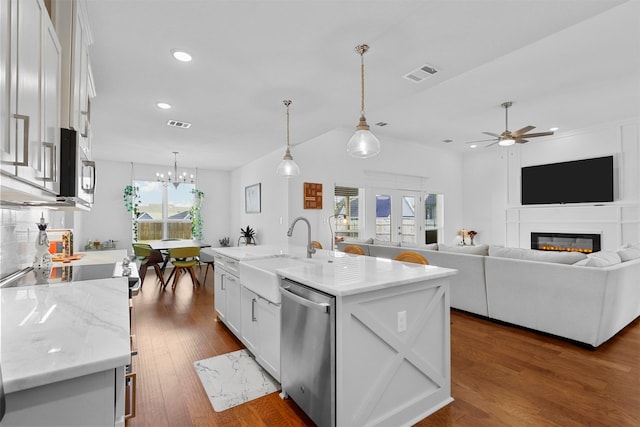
148;240;212;276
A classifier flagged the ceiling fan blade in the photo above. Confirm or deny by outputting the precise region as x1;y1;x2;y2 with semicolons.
519;131;555;138
482;132;501;138
512;125;535;136
465;138;498;144
484;141;499;148
515;139;529;144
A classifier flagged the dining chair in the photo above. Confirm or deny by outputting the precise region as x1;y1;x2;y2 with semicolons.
311;240;323;250
342;245;365;255
394;251;429;265
198;251;215;286
132;243;166;288
166;246;200;290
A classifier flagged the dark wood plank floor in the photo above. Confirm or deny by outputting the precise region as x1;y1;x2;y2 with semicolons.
127;268;640;427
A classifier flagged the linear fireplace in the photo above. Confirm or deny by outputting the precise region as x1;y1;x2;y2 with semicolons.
531;232;601;254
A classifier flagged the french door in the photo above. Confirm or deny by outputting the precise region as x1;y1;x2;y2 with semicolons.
374;190;421;245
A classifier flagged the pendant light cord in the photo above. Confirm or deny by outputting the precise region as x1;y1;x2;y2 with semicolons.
356;44;369;116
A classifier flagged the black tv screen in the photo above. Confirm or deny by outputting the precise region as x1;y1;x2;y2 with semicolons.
521;156;614;205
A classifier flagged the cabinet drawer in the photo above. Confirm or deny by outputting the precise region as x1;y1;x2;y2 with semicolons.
213;255;239;276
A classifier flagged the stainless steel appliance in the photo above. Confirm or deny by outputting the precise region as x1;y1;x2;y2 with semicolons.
0;363;5;422
280;279;336;427
58;128;95;209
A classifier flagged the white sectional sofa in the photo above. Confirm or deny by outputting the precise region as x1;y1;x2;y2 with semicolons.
336;241;640;347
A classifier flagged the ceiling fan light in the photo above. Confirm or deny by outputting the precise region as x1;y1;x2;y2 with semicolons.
498;138;515;147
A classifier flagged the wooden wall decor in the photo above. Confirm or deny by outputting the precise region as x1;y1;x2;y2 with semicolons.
303;182;322;209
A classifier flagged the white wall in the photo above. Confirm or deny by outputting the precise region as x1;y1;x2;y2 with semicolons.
231;128;464;249
462;119;640;249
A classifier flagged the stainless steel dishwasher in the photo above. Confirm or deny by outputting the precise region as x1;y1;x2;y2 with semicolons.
280;279;336;427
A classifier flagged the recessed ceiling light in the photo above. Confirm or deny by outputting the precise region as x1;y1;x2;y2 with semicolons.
172;50;192;62
470;144;478;149
156;102;172;110
550;127;559;131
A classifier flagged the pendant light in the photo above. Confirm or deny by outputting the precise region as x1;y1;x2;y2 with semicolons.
347;44;380;159
276;99;300;177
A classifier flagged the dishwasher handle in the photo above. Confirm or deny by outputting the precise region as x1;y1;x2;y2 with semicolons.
281;285;331;314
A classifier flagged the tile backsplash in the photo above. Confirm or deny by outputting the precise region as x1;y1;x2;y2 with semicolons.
0;207;65;278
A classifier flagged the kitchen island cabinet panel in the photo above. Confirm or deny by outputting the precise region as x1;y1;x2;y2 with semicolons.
337;278;452;427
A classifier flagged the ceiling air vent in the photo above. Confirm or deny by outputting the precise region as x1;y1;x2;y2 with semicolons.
167;119;192;129
403;64;438;83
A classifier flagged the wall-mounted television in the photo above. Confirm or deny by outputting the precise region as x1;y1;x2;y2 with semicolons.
521;155;614;205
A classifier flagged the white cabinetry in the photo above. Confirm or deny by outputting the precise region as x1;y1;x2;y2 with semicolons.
0;0;61;199
213;254;241;335
2;368;125;426
240;286;281;381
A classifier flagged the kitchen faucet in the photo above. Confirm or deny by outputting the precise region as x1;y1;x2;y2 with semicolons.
287;216;316;258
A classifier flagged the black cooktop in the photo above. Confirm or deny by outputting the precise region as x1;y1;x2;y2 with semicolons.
2;263;127;287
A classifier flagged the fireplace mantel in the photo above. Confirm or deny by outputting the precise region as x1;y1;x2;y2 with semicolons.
506;204;640;251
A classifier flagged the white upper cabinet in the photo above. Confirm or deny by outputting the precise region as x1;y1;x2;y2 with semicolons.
0;0;61;199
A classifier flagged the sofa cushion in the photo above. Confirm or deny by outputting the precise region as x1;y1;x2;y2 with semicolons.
400;242;438;251
438;243;489;256
617;244;640;262
573;251;622;267
489;246;587;264
374;239;399;246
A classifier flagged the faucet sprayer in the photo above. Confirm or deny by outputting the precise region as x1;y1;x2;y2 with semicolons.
287;216;316;258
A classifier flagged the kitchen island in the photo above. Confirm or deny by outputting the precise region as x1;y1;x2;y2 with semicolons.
275;253;456;427
0;278;131;426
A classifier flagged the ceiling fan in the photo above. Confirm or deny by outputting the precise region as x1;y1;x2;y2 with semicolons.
466;101;554;147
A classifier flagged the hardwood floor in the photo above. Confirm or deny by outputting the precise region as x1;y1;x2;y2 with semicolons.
127;269;640;427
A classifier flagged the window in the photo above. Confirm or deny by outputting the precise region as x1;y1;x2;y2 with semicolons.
375;194;391;241
334;186;360;241
134;181;195;241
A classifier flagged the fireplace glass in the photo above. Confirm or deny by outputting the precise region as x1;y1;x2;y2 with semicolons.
531;232;601;254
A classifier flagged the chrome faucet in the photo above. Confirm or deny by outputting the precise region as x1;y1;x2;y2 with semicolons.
287;216;316;258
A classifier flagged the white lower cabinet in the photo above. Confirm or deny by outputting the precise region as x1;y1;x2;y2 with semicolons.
240;286;281;381
213;267;226;321
1;367;126;426
224;274;241;336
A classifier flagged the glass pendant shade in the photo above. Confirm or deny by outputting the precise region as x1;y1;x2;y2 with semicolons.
276;148;300;177
347;115;380;158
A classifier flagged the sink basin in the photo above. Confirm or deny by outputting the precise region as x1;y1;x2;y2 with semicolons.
239;256;312;304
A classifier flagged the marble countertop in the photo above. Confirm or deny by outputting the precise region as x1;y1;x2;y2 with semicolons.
276;251;458;297
52;249;129;266
203;244;299;261
0;278;131;394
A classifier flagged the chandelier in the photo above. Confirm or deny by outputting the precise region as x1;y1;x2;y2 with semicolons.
276;99;300;177
346;44;380;159
156;152;194;188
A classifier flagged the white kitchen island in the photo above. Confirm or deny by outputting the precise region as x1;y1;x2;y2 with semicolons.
0;278;131;426
275;253;456;427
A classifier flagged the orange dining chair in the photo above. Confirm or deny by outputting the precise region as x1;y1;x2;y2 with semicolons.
342;245;365;255
394;251;429;265
132;243;166;288
311;240;323;250
165;246;200;290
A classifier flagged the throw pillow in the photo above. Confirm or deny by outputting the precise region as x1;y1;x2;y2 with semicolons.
581;251;622;267
489;246;587;264
438;243;489;256
399;242;438;251
617;244;640;262
374;239;400;247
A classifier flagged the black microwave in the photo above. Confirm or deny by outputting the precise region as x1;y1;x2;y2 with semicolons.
59;128;95;208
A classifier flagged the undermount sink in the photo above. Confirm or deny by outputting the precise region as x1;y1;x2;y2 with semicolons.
239;256;314;304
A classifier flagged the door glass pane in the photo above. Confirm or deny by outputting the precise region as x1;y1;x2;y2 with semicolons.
334;186;360;242
424;193;440;244
401;195;416;244
375;194;391;241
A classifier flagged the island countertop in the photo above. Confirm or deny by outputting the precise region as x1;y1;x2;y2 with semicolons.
276;252;457;297
0;278;131;394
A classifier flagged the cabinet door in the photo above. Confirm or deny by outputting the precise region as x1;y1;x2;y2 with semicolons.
213;268;226;320
240;286;258;354
256;298;281;381
224;274;241;335
11;0;44;185
41;14;61;194
0;0;10;173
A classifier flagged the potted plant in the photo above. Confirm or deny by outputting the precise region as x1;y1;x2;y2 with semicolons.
123;185;140;242
240;225;256;245
218;237;230;247
190;188;205;240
